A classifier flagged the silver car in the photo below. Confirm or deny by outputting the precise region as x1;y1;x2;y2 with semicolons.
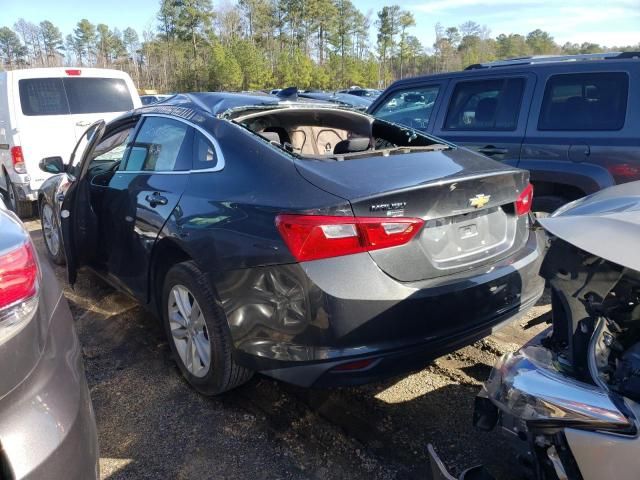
431;181;640;480
0;196;98;479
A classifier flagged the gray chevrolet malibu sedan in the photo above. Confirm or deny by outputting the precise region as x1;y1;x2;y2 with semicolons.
0;196;98;479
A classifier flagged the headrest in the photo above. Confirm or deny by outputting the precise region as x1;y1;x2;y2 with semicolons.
475;97;498;123
333;137;370;154
260;131;281;144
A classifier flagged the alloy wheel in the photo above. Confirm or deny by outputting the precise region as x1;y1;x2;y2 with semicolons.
41;203;60;256
168;285;211;378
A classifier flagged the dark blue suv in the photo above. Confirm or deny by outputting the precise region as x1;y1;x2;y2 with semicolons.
368;52;640;213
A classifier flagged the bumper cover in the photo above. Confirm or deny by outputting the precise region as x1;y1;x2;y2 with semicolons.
0;295;99;479
13;181;37;202
223;229;545;387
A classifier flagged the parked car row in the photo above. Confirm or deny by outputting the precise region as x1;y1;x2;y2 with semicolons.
1;52;639;479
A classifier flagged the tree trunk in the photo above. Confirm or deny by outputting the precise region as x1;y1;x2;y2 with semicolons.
192;27;198;90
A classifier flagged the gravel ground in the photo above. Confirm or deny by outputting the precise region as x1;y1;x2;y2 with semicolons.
26;219;549;480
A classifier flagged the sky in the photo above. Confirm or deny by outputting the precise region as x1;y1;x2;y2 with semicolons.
2;0;639;50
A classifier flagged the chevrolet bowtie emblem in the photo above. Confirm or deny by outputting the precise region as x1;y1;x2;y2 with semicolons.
469;194;491;209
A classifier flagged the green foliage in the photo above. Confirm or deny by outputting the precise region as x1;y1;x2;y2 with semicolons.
526;29;558;55
73;19;97;66
496;33;530;58
40;21;64;63
0;27;26;66
1;1;637;92
275;48;314;88
230;39;272;90
209;41;243;91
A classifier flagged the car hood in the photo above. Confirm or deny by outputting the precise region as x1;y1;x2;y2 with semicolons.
538;180;640;272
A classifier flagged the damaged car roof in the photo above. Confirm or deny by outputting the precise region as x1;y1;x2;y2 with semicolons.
161;92;280;115
538;180;640;272
155;91;340;117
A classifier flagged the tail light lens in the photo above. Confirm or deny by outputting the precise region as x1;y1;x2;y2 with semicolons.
515;183;534;216
65;69;82;76
607;163;640;184
0;241;39;311
10;146;26;174
275;214;424;262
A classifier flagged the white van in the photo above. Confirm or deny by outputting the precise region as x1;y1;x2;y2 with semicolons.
0;67;141;216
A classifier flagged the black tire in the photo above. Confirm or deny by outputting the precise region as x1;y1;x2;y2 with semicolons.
162;261;253;395
40;200;66;265
5;176;34;218
532;195;567;218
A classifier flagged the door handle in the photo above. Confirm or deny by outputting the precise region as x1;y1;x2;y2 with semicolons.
76;121;91;127
145;192;168;207
478;146;508;156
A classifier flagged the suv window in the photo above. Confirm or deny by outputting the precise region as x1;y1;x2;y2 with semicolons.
18;78;68;116
193;131;218;170
65;78;133;114
538;72;628;131
444;78;525;131
373;85;440;130
125;117;190;172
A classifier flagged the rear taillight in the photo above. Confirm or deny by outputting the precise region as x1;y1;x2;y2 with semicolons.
10;146;26;174
65;69;82;76
0;241;39;311
275;214;424;262
607;163;640;184
515;183;533;216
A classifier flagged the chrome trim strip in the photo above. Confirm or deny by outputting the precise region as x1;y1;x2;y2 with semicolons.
118;113;225;174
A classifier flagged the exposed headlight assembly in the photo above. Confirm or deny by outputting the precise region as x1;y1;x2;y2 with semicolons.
484;345;634;433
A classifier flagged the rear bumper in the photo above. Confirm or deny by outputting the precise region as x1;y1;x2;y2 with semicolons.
252;290;542;387
221;228;545;387
0;294;99;479
12;180;37;202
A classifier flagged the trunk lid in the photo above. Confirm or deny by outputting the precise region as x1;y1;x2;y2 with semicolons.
295;148;531;281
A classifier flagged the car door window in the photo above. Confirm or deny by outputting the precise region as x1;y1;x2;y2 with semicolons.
444;78;525;131
124;117;190;172
81;124;136;181
67;122;103;166
192;131;218;170
372;85;440;130
538;72;628;131
91;127;135;165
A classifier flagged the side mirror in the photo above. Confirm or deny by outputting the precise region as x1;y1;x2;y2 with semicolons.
39;156;65;175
